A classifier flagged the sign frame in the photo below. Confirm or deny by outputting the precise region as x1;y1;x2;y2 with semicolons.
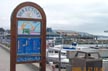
10;2;46;71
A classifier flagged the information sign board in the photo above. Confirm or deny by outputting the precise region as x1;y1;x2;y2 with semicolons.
11;2;46;71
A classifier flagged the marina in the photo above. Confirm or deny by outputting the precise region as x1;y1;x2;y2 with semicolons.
45;36;108;70
1;29;108;71
1;31;108;71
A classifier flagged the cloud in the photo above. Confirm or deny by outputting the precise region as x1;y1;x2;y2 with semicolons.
1;0;108;36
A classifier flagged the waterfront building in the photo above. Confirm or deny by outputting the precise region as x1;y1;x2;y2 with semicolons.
0;28;5;42
1;27;108;45
46;28;60;40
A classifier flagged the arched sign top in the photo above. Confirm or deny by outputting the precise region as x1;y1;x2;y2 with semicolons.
12;2;46;20
17;6;42;19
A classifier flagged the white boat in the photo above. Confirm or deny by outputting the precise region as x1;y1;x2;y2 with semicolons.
46;43;95;68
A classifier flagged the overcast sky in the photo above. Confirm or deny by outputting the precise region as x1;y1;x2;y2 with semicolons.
1;0;108;36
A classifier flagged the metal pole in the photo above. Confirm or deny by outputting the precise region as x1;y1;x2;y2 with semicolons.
46;48;48;64
58;50;61;71
95;36;98;47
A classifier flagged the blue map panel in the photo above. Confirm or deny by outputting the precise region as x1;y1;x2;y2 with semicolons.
17;37;41;62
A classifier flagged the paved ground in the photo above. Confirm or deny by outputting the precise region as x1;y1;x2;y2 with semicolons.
0;47;10;71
